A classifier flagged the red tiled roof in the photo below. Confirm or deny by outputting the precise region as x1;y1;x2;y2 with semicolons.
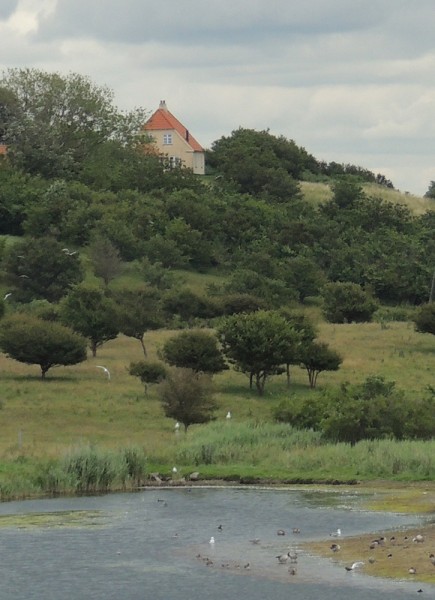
144;103;204;152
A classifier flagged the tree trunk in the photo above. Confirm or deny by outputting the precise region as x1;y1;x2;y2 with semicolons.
91;341;97;357
255;372;266;396
139;335;147;357
286;363;291;388
249;372;254;389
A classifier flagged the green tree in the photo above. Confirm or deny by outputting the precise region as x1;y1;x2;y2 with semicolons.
321;376;435;444
112;286;164;356
207;127;315;199
299;341;342;389
322;282;379;323
162;288;219;324
161;330;227;374
3;236;84;303
424;180;435;199
278;309;317;387
158;368;217;432
0;68;148;179
0;314;87;379
60;285;119;357
217;310;298;395
0;163;46;235
414;303;435;336
89;235;123;287
128;360;167;394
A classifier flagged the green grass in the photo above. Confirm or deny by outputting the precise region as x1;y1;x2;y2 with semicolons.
0;316;433;497
300;180;434;215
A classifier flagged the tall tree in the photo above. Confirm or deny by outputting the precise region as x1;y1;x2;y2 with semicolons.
112;286;164;356
89;235;123;287
158;368;217;432
60;285;119;357
217;310;298;395
3;236;84;303
0;68;148;179
299;341;342;389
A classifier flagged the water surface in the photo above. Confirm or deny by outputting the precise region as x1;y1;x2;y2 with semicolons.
0;487;431;600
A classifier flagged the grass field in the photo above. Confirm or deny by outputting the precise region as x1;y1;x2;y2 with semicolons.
0;317;433;477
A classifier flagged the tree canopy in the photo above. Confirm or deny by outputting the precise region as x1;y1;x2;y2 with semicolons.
0;68;148;180
218;310;298;395
0;314;87;378
158;368;218;432
60;284;119;356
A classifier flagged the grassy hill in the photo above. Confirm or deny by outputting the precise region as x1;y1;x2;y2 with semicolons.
300;180;433;215
0;182;434;494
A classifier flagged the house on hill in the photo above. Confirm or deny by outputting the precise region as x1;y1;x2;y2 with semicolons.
144;100;205;175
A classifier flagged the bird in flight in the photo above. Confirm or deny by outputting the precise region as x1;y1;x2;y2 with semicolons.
345;561;364;571
96;366;111;380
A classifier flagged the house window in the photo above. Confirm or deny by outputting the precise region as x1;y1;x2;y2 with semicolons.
163;133;172;145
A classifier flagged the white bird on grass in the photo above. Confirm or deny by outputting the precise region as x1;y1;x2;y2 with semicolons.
226;411;231;420
96;365;111;380
345;561;365;571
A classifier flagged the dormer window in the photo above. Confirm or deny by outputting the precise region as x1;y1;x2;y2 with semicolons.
163;133;172;145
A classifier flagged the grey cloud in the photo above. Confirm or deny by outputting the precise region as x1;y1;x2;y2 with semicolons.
37;0;395;45
0;0;18;20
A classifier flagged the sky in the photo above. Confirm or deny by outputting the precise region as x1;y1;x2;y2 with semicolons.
1;0;435;196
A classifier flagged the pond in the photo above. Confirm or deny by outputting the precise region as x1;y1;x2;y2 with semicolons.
0;486;432;600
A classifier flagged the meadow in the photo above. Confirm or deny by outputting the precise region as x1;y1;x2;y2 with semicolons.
0;307;434;499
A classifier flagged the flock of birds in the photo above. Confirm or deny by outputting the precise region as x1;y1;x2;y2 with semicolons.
192;525;326;577
189;520;435;586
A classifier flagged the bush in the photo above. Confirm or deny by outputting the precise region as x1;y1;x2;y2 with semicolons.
322;281;379;323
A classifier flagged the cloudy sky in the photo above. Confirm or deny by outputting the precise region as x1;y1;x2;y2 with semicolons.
1;0;435;195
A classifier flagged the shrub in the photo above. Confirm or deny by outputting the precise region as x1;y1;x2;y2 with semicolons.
322;281;379;323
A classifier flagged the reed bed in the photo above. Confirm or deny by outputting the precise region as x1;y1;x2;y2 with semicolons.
169;422;435;481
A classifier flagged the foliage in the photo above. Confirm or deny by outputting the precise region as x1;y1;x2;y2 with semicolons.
88;235;123;286
139;258;182;290
413;303;435;336
207;127;315;199
0;163;46;235
275;376;435;444
59;284;119;356
112;286;164;355
161;287;220;324
322;376;435;444
322;281;379;323
424;180;435;199
217;293;266;315
161;330;227;374
217;310;299;395
0;68;148;180
0;314;87;378
223;268;297;308
299;341;342;389
158;368;218;432
2;236;84;303
128;360;167;393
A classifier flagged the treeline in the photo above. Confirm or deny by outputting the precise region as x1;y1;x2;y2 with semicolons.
0;68;433;307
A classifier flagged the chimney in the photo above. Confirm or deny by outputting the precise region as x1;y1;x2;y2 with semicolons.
159;100;168;111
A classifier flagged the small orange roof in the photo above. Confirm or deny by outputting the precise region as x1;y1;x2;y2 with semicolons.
145;101;204;152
